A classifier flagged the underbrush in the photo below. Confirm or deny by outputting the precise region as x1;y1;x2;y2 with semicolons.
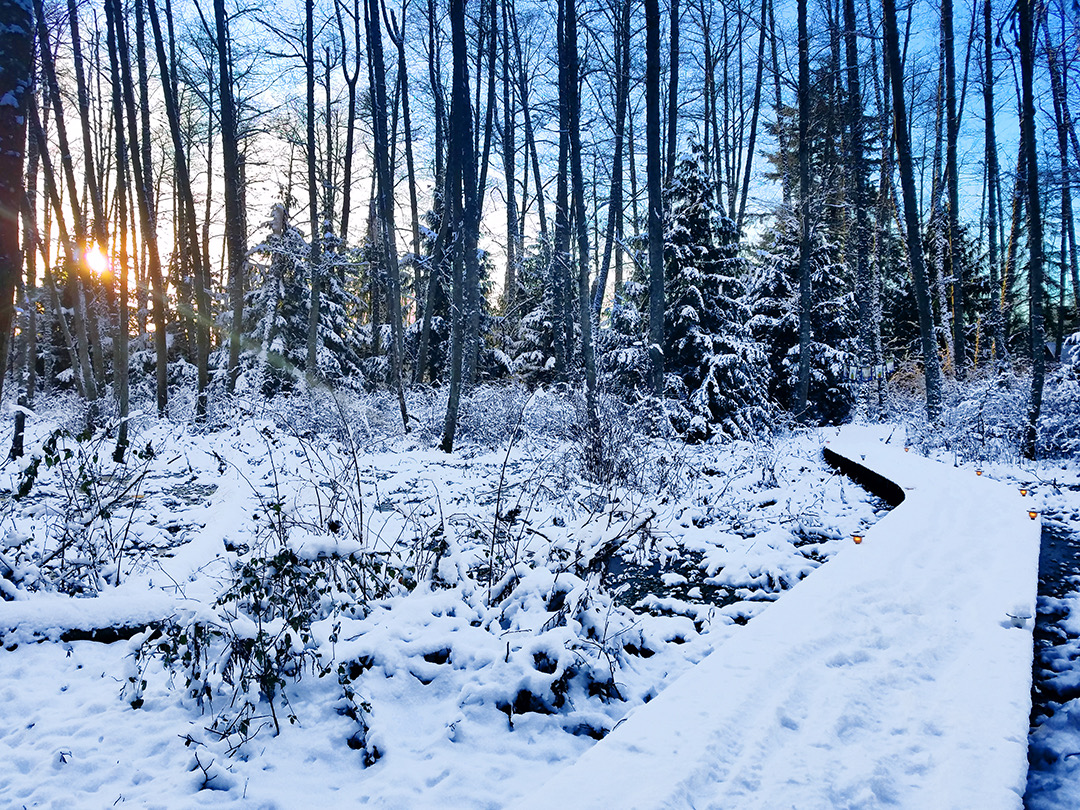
888;355;1080;464
0;384;884;792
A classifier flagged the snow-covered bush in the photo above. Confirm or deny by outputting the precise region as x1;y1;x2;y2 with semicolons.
1039;332;1080;459
902;365;1030;463
137;542;380;759
1;427;154;597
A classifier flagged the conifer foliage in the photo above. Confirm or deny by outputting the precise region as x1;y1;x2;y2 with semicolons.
663;144;768;440
751;210;857;425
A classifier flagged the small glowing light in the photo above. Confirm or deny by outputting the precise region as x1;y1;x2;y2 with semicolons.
975;470;983;476
1020;488;1028;496
1028;510;1038;520
904;447;910;453
84;244;111;279
852;534;864;544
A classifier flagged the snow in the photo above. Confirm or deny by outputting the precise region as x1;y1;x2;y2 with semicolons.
1;407;888;808
517;424;1040;810
1028;581;1080;810
0;410;1062;807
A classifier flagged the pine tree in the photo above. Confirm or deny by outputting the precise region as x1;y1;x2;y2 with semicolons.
244;205;364;396
663;144;769;439
751;209;857;424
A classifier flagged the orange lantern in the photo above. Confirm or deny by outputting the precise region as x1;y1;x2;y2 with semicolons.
1028;510;1039;520
852;534;864;544
975;470;983;476
1020;488;1029;497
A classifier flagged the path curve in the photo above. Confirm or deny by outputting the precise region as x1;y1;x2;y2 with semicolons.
513;425;1040;810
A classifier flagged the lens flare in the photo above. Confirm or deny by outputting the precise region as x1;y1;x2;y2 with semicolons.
84;244;111;278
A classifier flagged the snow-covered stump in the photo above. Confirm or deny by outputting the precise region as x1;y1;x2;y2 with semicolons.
514;425;1039;809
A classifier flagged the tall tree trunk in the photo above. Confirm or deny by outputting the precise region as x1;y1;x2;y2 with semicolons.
844;0;876;414
884;0;943;419
768;0;790;207
367;0;409;431
427;0;446;193
646;0;664;397
984;0;1004;360
699;0;713;180
795;0;812;418
105;0;131;461
121;0;168;414
510;7;548;242
305;0;322;383
11;75;38;459
552;0;572;383
385;3;421;281
593;0;630;319
467;0;498;384
216;0;248;394
1003;138;1026;344
501;0;521;311
1044;11;1080;321
66;0;109;395
1020;0;1044;459
0;0;32;411
665;0;680;187
324;47;336;231
944;0;965;376
440;0;477;453
335;0;362;243
66;0;106;246
870;0;891;412
565;0;597;430
737;0;768;233
148;0;211;417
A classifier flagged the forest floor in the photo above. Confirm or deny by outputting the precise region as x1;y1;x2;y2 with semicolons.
0;387;1077;808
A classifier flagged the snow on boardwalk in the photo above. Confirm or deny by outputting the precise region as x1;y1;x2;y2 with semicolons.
515;425;1040;810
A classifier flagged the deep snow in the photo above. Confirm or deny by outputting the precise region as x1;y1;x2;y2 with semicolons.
517;424;1040;809
0;399;1077;809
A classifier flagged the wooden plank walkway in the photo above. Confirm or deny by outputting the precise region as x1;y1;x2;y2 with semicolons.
514;425;1040;809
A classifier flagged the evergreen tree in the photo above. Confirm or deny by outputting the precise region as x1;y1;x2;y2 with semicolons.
751;209;857;424
663;145;769;440
243;204;364;396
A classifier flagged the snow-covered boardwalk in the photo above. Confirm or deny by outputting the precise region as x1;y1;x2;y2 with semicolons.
516;426;1041;810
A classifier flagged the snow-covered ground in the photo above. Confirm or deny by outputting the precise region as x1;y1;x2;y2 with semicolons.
0;394;883;808
1;394;1078;808
1028;582;1080;810
518;424;1041;810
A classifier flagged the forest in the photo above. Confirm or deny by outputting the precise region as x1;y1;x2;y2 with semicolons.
0;0;1076;453
3;0;1080;805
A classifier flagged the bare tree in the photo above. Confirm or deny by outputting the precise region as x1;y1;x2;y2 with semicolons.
366;0;409;430
105;0;130;460
148;0;212;416
646;0;664;396
215;0;249;394
794;0;811;417
884;0;943;418
983;0;1004;360
0;0;32;410
665;0;680;187
440;0;478;453
305;0;322;382
1019;0;1044;458
943;0;964;375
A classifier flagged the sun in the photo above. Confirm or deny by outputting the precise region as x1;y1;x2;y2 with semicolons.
84;243;111;279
